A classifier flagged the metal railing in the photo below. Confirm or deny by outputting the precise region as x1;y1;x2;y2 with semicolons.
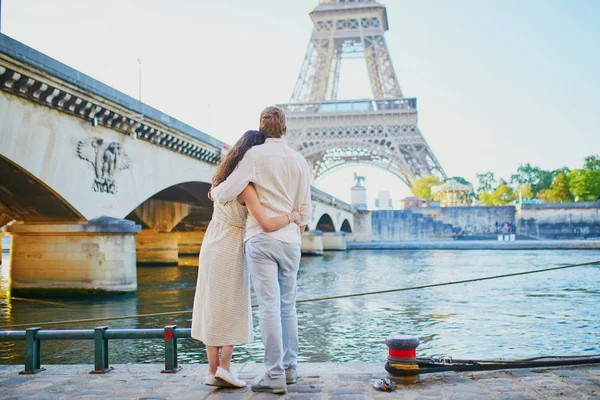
278;98;417;114
0;326;191;375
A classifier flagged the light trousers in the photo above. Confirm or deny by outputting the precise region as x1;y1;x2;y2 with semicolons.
245;233;301;377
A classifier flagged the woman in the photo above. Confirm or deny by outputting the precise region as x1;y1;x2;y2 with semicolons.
191;130;300;388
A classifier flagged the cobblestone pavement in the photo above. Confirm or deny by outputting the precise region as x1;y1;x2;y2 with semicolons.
0;363;598;399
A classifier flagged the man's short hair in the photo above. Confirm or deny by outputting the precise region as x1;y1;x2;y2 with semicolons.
259;106;286;138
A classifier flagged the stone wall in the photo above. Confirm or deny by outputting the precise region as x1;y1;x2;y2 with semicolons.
370;210;453;241
518;201;600;239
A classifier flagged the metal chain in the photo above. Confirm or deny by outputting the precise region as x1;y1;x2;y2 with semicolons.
1;260;598;330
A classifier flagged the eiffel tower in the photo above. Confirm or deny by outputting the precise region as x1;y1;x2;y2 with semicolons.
279;0;446;186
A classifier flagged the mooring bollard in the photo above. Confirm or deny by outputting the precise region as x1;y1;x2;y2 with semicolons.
162;325;182;373
385;335;420;383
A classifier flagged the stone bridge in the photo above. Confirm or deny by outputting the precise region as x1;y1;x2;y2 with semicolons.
0;34;353;296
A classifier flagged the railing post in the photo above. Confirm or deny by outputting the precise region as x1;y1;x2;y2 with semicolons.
91;326;113;374
20;327;44;374
161;325;181;373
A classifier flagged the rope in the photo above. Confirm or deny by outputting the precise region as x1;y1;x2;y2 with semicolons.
1;259;598;330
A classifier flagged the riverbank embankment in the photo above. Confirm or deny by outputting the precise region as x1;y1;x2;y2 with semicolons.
348;240;600;250
0;363;598;399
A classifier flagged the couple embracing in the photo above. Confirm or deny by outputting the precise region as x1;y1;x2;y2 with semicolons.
190;106;312;394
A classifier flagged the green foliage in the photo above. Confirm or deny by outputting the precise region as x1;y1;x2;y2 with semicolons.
517;184;533;200
538;172;573;203
476;172;496;196
411;176;441;202
568;169;600;201
480;184;516;206
444;176;471;185
510;163;556;197
584;155;600;171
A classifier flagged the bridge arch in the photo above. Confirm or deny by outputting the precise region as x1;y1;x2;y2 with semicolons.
315;213;336;232
340;219;352;233
0;154;84;223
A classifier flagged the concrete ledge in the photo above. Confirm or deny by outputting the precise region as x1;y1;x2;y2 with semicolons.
348;240;600;250
7;218;141;234
10;287;137;298
0;363;598;399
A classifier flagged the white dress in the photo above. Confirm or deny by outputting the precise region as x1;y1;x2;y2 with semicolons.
191;200;253;346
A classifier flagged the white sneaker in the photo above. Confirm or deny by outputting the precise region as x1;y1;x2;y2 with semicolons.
215;366;247;388
204;374;220;386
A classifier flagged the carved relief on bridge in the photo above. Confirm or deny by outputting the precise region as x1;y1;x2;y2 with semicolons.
77;138;131;194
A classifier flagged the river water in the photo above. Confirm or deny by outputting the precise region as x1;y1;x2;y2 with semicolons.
1;249;599;365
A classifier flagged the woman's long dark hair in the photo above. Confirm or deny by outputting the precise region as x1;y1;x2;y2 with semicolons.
212;130;265;187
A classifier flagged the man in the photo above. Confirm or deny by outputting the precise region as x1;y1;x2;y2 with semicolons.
211;105;312;394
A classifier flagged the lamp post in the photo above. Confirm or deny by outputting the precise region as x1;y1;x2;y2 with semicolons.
137;58;142;102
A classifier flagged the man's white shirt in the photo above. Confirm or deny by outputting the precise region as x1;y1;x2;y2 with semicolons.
211;138;312;244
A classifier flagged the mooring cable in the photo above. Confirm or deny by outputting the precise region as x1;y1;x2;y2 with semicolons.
1;259;599;330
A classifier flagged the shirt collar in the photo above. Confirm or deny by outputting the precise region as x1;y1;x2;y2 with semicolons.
265;138;285;143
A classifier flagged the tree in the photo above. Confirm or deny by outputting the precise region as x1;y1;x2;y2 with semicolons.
476;172;496;196
568;169;600;202
510;163;555;197
517;184;533;200
445;176;471;186
480;183;516;206
539;172;573;202
411;176;441;202
584;155;600;171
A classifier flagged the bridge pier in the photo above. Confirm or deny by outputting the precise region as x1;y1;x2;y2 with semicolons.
7;219;140;297
131;200;196;266
322;232;347;251
301;230;324;255
135;230;179;266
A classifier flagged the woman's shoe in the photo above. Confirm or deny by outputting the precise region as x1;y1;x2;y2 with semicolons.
204;374;220;386
205;374;232;387
215;366;247;388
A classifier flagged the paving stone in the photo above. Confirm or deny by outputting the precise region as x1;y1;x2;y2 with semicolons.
210;393;244;400
45;385;81;393
71;390;111;397
553;369;587;378
495;392;534;400
444;394;489;400
288;385;322;393
442;377;472;384
336;374;372;381
125;380;158;388
138;395;169;400
511;371;539;377
328;388;365;395
444;384;485;393
0;377;32;386
189;383;218;391
175;393;213;400
1;394;36;399
32;395;63;400
564;377;599;386
287;395;320;400
329;395;367;400
248;393;282;400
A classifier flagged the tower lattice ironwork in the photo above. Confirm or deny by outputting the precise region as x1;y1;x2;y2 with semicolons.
279;0;446;186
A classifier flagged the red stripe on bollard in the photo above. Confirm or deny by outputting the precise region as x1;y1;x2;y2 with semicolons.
389;349;416;359
164;329;173;342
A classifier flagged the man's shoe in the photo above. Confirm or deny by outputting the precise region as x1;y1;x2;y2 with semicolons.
285;365;298;384
251;373;287;394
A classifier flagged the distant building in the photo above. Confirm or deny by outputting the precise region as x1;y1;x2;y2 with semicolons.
431;179;473;207
375;190;392;210
399;196;426;210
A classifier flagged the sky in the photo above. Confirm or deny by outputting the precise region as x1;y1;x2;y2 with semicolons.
3;0;600;208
